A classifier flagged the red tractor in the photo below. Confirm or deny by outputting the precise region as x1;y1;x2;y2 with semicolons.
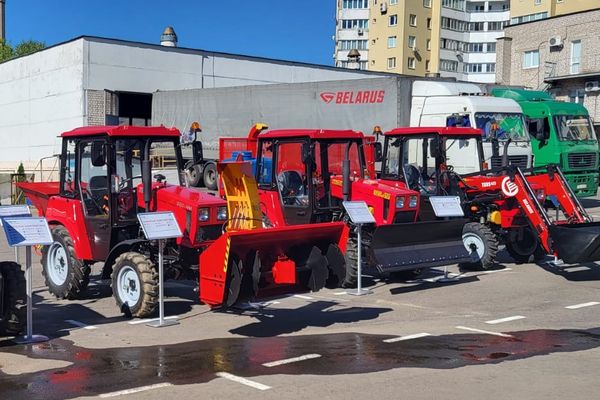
221;127;478;286
19;126;349;317
380;126;600;265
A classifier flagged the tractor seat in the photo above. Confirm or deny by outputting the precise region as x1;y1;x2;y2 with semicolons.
277;170;305;203
88;175;108;200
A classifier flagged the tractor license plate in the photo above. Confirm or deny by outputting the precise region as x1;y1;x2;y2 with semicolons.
577;184;587;189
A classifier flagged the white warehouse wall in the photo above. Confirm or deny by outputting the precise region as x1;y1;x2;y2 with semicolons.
0;40;85;168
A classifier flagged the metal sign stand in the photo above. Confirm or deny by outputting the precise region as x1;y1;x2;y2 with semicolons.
0;214;53;345
137;212;183;328
342;201;375;296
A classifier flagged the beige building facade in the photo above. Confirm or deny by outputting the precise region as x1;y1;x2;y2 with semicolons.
510;0;598;23
496;8;600;127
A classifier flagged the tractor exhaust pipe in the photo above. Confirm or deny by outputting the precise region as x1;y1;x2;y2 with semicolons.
142;159;152;211
342;143;351;201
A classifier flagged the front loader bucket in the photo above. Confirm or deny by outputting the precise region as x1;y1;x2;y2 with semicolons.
371;219;472;273
549;222;600;264
199;222;347;307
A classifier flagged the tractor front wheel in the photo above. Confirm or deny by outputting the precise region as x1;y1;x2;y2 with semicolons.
459;223;498;271
506;228;547;264
41;226;90;299
0;262;26;336
111;252;158;318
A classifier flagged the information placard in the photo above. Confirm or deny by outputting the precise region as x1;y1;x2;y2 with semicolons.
137;212;183;240
429;196;465;218
2;217;53;247
343;201;376;224
0;205;32;226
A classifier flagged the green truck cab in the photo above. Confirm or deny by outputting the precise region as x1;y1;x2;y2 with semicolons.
492;88;598;197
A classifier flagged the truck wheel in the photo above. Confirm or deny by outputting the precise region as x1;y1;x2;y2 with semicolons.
111;252;158;318
41;226;90;299
203;163;218;191
506;228;547;264
188;165;203;187
459;223;498;271
0;262;26;336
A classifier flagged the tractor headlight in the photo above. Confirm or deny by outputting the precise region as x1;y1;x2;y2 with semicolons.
198;208;209;222
395;196;405;208
217;206;228;221
409;195;418;208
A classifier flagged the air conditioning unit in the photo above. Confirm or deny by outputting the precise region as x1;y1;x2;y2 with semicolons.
585;81;600;92
380;2;388;13
357;28;364;36
549;36;563;48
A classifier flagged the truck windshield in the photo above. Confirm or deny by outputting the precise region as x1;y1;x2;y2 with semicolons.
553;115;597;141
475;112;529;142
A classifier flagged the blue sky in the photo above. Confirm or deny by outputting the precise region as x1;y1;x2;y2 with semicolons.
4;0;337;66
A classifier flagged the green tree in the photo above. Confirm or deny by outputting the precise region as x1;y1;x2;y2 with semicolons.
0;39;45;62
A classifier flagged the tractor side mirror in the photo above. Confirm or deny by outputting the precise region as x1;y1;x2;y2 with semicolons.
373;142;383;162
429;137;442;159
91;141;106;167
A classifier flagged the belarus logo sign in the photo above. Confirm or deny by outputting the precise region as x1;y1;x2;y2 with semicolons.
319;90;385;104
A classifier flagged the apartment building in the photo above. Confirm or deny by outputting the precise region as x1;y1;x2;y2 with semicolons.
510;0;598;24
334;0;511;83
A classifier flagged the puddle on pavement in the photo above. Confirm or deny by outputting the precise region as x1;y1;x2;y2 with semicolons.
1;327;599;399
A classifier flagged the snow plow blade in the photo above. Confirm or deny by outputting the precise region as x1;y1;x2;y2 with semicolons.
199;222;347;307
371;219;472;273
549;222;600;264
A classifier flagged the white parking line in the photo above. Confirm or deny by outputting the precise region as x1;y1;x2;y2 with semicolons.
293;294;314;300
128;316;179;325
482;268;513;274
99;382;173;397
383;332;431;343
455;326;513;338
262;353;321;367
333;291;347;295
485;315;526;325
65;320;97;330
565;301;600;310
215;372;271;391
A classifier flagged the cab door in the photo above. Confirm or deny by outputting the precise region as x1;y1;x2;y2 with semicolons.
77;139;112;261
273;140;312;225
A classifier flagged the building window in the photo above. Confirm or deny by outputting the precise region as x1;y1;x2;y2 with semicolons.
341;19;369;30
487;42;496;53
442;17;467;32
523;50;540;69
426;39;431;51
571;40;581;74
569;90;585;104
409;14;417;26
425;60;431;71
342;0;369;9
474;4;485;12
442;0;465;11
469;22;485;31
388;57;397;69
388;36;397;48
339;60;369;70
488;21;504;31
511;12;548;24
464;63;495;73
339;40;369;50
390;0;398;4
427;18;432;29
408;57;416;69
389;14;398;26
467;43;484;53
534;0;541;5
440;59;459;72
408;36;416;49
423;0;432;7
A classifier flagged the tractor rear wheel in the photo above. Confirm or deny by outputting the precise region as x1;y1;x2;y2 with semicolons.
459;223;498;271
188;164;203;187
0;262;26;336
203;163;218;191
111;252;158;318
506;228;547;264
342;225;374;288
41;226;90;299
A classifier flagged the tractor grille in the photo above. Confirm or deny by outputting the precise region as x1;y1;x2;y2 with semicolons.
490;155;529;170
567;152;597;169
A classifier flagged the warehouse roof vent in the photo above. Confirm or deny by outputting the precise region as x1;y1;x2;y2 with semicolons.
160;26;178;47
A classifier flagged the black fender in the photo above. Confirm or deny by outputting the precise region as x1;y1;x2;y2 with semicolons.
101;239;149;279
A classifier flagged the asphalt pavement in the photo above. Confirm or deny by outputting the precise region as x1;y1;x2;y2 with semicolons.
1;198;600;399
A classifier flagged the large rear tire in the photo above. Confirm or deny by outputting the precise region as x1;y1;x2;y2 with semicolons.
459;223;498;271
41;226;90;299
342;225;375;288
506;228;547;264
203;163;218;191
0;262;26;336
111;252;158;318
